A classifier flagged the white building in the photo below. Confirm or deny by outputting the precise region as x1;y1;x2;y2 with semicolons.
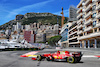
77;0;100;48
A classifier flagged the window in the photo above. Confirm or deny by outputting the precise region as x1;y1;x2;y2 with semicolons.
93;21;96;27
82;1;85;5
92;13;96;18
92;0;95;2
95;29;97;32
66;25;68;27
83;20;85;23
92;5;96;11
83;14;85;18
84;33;85;35
99;28;100;31
83;26;85;31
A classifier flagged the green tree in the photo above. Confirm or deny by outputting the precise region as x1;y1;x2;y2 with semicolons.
48;35;62;46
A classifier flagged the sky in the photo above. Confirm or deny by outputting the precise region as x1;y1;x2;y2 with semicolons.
0;0;80;25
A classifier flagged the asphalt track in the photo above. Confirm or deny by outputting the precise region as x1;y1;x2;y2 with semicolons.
0;50;100;67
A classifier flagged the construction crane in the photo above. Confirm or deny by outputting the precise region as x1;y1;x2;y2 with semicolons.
61;7;65;28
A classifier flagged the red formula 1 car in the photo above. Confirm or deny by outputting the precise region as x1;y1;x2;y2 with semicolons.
32;51;83;63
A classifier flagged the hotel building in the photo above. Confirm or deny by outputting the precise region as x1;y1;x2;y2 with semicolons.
77;0;100;48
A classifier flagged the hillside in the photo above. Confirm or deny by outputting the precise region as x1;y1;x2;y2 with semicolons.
0;12;68;30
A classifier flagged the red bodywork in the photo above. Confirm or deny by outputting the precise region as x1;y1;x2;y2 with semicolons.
32;51;82;61
42;51;72;59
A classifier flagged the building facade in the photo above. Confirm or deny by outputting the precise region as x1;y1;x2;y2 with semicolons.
60;23;72;48
24;31;36;43
69;6;78;22
68;21;80;47
77;0;100;48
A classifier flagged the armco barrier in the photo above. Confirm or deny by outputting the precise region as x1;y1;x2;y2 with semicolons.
0;48;41;51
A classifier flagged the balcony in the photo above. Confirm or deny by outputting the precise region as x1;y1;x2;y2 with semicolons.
84;0;91;6
78;32;100;40
68;26;77;32
68;36;78;40
77;7;82;13
68;31;77;36
96;4;100;10
77;25;83;29
95;0;100;2
96;23;100;27
77;30;83;34
96;13;100;18
85;4;92;12
77;13;83;19
69;41;80;45
84;19;92;25
84;11;92;19
77;0;84;8
84;26;92;32
77;19;83;24
82;9;85;12
77;30;83;35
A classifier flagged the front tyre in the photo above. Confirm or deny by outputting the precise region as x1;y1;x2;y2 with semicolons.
67;57;74;63
37;55;42;61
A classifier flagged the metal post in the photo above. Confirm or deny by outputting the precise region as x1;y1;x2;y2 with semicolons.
84;40;86;48
80;41;82;48
88;40;90;48
94;39;97;48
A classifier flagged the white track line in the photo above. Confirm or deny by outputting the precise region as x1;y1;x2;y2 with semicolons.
83;55;100;58
83;55;96;58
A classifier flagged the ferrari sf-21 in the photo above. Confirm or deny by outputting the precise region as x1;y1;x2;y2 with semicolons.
32;51;83;63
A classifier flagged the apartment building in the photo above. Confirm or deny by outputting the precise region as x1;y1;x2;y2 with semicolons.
68;21;80;47
77;0;100;48
60;23;72;48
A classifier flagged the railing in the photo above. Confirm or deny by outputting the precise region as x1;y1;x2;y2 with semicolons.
77;25;83;29
85;4;92;12
77;0;84;8
84;19;92;25
77;7;82;13
96;13;100;18
77;31;83;35
84;0;91;6
84;26;92;32
68;31;77;36
84;11;92;18
77;19;83;24
96;4;100;10
96;22;100;27
77;13;83;19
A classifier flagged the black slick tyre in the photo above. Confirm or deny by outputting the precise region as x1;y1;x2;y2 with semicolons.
37;55;42;61
67;57;75;63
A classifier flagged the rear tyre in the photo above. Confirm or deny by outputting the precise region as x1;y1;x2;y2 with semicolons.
67;57;74;63
37;55;42;61
46;57;50;61
51;56;54;61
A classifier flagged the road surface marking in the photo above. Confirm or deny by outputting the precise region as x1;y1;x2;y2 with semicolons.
20;51;39;57
83;55;100;58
